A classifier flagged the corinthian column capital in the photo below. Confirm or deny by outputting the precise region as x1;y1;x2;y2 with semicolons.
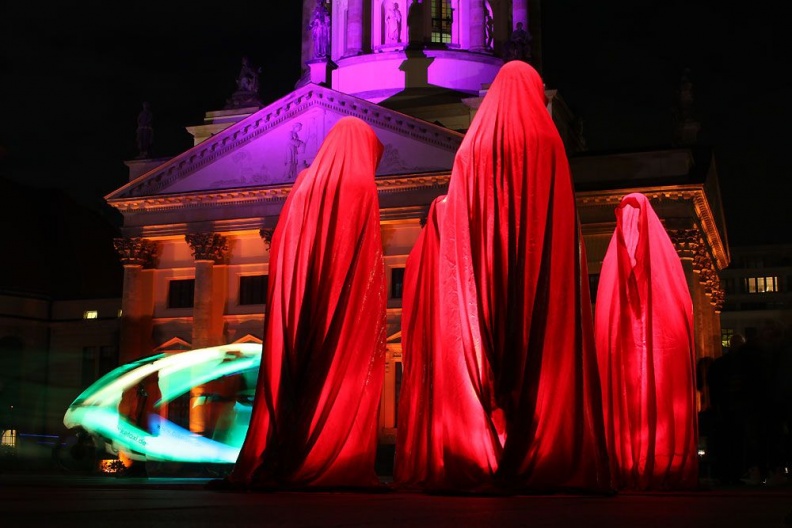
667;228;701;259
113;237;158;267
259;228;274;250
186;233;229;262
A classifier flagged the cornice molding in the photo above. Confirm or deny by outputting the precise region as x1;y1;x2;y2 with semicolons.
107;173;451;214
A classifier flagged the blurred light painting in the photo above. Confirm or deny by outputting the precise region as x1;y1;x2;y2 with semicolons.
63;344;260;464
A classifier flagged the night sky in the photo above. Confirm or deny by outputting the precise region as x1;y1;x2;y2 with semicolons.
1;1;789;248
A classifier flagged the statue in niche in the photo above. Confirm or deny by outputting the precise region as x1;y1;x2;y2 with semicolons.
309;0;331;59
386;2;403;44
136;101;153;158
286;122;307;180
505;22;532;61
484;11;494;50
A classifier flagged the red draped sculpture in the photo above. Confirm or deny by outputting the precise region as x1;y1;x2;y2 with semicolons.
394;61;612;493
229;116;387;489
594;192;699;490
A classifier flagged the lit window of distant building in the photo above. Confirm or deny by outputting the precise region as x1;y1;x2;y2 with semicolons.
744;276;778;293
83;310;98;319
1;429;16;447
721;328;734;349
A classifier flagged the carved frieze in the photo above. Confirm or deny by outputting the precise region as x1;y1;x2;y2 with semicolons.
185;233;229;263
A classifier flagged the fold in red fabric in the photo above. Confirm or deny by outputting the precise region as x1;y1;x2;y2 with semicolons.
229;116;387;488
595;192;698;490
395;61;612;493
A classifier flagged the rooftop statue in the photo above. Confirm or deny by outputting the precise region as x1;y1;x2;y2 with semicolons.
309;1;331;59
136;101;153;158
226;56;263;109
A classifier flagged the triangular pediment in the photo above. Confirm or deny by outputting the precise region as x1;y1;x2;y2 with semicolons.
107;84;463;200
154;337;192;353
232;334;263;345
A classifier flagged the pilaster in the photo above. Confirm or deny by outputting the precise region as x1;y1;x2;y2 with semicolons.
185;233;229;435
346;0;364;55
113;237;158;364
469;0;488;52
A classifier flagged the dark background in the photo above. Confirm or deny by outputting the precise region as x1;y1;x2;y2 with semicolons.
1;1;789;248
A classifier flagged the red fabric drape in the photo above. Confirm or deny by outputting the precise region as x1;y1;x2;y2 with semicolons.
594;192;699;490
395;61;611;493
229;116;387;489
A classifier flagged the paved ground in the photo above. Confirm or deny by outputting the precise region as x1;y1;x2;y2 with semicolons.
1;472;791;528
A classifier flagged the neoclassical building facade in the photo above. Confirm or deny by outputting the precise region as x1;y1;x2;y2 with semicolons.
106;0;728;444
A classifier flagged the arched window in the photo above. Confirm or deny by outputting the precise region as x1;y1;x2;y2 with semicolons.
430;0;452;43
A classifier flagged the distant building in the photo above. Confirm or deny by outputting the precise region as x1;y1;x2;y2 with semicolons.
0;178;122;440
719;244;792;347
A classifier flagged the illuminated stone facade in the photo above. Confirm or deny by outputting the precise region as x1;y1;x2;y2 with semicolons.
106;0;728;443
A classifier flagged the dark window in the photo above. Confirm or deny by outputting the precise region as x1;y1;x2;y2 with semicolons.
391;267;405;299
239;275;268;305
82;346;118;386
168;279;195;309
394;361;403;427
588;273;600;303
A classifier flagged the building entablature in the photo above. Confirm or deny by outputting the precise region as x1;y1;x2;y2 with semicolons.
576;184;729;272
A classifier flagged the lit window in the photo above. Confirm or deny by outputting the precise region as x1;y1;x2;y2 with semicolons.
430;0;452;43
1;429;16;447
83;310;98;319
744;276;778;293
721;328;733;349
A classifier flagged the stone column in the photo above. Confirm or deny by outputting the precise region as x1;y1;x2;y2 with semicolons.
113;237;158;365
185;233;228;349
185;233;228;435
512;0;528;30
346;0;364;55
469;0;487;52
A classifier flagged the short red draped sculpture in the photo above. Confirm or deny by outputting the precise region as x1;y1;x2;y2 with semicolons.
594;192;699;490
229;116;387;488
394;61;612;493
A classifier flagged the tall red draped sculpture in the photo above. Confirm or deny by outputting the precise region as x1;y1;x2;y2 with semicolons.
594;192;699;490
394;61;612;493
229;116;387;488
